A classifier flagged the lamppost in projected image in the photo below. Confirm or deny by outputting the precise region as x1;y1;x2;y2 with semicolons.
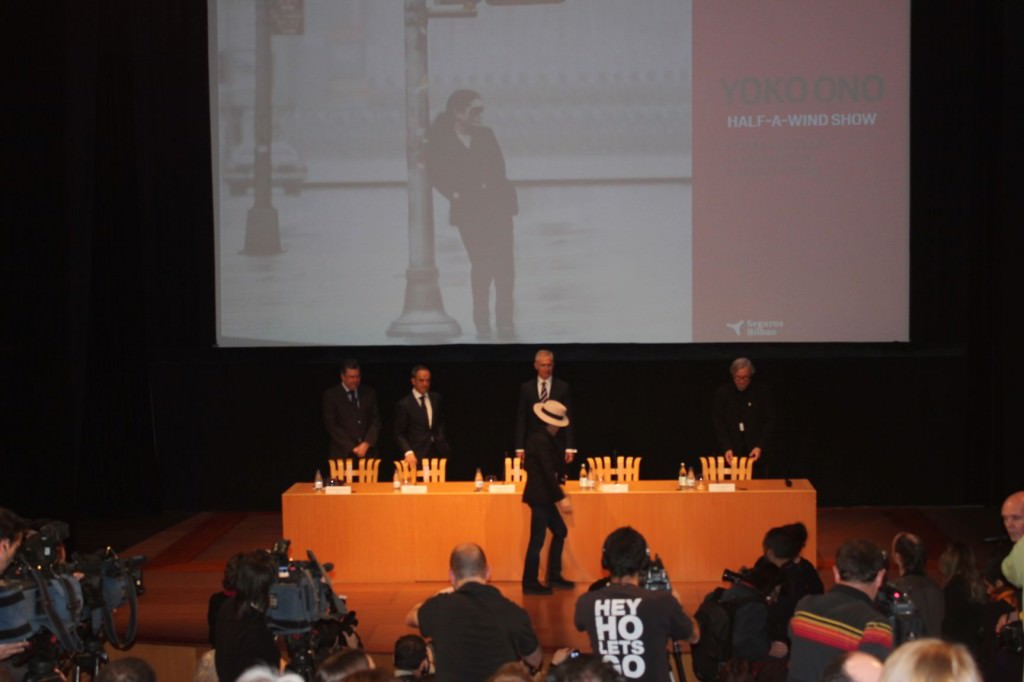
240;0;284;256
387;0;563;340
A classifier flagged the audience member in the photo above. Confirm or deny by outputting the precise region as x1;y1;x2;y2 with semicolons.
979;543;1022;682
938;542;986;657
214;550;281;682
574;527;698;680
236;666;305;682
756;522;823;642
787;539;893;682
393;634;430;680
316;649;376;682
407;543;542;681
999;490;1024;586
719;561;788;674
890;532;944;637
0;508;29;664
209;552;244;647
95;657;156;682
878;638;981;682
485;662;534;682
821;651;883;682
542;654;624;682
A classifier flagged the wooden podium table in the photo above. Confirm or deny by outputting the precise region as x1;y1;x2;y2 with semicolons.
281;479;816;584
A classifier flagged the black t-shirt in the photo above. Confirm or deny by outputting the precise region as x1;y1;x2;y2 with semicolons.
418;582;539;682
214;597;279;682
575;583;695;681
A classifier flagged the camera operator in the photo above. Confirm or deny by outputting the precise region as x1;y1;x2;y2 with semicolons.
214;550;282;682
0;508;30;664
720;562;788;674
574;527;698;681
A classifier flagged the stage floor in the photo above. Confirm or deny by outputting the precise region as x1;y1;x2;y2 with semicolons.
101;504;1004;658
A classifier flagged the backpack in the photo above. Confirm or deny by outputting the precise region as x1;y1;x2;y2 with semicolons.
691;586;761;682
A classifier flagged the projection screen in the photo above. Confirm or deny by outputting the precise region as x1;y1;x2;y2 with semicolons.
211;0;909;346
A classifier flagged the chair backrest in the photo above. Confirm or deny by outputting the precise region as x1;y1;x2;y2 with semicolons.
420;457;447;483
699;456;753;481
329;458;381;483
585;456;640;482
504;457;527;483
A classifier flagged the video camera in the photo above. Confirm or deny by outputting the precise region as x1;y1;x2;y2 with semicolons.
0;519;145;681
266;539;358;682
642;555;672;592
875;583;923;646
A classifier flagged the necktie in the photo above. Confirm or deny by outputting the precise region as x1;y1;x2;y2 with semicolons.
540;381;548;402
348;390;358;408
419;394;430;427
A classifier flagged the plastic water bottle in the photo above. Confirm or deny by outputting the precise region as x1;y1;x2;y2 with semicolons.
686;466;696;488
313;469;324;491
678;462;687;490
579;463;589;490
474;468;484;492
393;469;402;491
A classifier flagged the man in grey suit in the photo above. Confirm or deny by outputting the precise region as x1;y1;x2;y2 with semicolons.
515;350;575;476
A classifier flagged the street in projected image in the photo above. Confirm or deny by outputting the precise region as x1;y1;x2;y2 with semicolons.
217;182;691;345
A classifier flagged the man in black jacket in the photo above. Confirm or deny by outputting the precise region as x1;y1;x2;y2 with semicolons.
521;400;574;595
322;358;381;461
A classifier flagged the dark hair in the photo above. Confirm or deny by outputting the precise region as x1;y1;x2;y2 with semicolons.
316;649;373;682
892;532;927;575
222;551;244;591
762;527;798;561
782;522;809;550
745;561;782;596
340;358;360;374
410;364;430;378
95;657;156;682
234;550;276;614
0;508;27;542
939;542;987;603
602;527;649;578
445;89;481;114
393;634;427;671
835;539;886;583
450;543;488;581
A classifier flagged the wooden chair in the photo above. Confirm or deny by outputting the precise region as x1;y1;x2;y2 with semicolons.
328;458;381;483
699;455;754;481
504;457;527;483
586;456;613;482
394;458;447;483
616;455;642;482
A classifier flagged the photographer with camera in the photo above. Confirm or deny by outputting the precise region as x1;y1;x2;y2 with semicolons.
574;527;698;681
214;550;282;682
0;508;30;664
787;539;893;682
720;563;788;670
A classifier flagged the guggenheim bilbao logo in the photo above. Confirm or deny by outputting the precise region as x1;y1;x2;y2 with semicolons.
726;320;784;337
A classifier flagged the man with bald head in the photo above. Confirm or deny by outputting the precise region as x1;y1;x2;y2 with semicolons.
407;543;542;681
1000;491;1024;587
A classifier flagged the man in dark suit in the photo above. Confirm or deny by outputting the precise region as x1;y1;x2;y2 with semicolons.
713;357;775;469
521;399;574;596
322;359;381;461
394;365;449;467
514;350;575;477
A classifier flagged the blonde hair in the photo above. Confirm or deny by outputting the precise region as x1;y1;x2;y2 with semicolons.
879;639;981;682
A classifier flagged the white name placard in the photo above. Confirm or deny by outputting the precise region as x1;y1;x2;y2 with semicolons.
488;484;517;494
400;485;428;494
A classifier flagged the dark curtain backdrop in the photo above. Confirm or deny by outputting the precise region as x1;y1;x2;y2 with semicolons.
3;1;1021;518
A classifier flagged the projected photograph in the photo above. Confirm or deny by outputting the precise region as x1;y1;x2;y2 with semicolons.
211;0;909;346
213;0;693;346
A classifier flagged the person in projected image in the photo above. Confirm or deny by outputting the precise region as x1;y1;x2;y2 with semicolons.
426;89;518;340
712;357;776;474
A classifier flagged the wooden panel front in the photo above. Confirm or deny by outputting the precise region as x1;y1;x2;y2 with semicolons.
281;480;816;583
